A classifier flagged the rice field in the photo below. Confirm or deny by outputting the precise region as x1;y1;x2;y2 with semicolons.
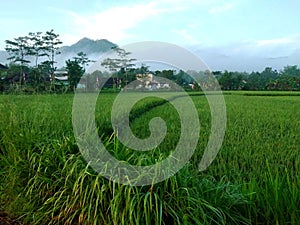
0;91;299;224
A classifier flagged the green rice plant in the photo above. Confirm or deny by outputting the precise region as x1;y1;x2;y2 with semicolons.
208;94;300;224
0;91;299;224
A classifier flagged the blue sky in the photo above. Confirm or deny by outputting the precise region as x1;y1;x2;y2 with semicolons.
1;0;300;71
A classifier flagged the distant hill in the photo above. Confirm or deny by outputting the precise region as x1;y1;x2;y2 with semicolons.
0;38;117;68
59;37;117;56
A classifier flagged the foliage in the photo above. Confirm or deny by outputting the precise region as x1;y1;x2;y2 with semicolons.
101;46;136;90
27;32;47;67
42;29;62;73
72;51;95;70
5;37;31;65
3;30;62;92
66;59;85;91
217;66;300;91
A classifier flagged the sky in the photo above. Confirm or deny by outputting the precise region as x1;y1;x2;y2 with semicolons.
1;0;300;71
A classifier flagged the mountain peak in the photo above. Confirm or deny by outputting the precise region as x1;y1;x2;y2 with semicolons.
76;37;93;44
64;38;117;54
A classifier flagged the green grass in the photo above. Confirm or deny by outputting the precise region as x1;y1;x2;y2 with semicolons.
0;91;299;224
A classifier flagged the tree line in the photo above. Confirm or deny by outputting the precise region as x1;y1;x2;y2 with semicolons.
1;30;300;93
215;66;300;91
80;64;300;92
0;30;92;93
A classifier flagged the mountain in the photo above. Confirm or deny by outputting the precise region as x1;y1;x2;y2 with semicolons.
0;38;117;68
59;38;116;56
55;38;117;68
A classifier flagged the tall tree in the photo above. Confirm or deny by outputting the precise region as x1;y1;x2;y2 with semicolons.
5;36;31;84
5;36;31;65
42;29;62;83
101;47;136;91
28;32;47;67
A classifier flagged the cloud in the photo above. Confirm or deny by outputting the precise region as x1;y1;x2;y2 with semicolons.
252;34;300;56
57;0;220;46
69;6;145;41
209;3;233;15
212;34;300;60
63;1;180;44
256;35;300;46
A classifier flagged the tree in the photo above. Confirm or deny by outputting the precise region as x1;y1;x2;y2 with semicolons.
42;29;62;83
155;70;174;80
27;31;47;67
101;47;136;91
244;72;262;90
5;36;31;65
281;65;300;77
261;67;278;78
218;71;233;90
25;32;49;91
73;51;95;71
4;30;63;91
5;36;31;85
66;59;85;91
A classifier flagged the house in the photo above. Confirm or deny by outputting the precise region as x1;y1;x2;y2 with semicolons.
53;70;69;86
135;73;171;90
